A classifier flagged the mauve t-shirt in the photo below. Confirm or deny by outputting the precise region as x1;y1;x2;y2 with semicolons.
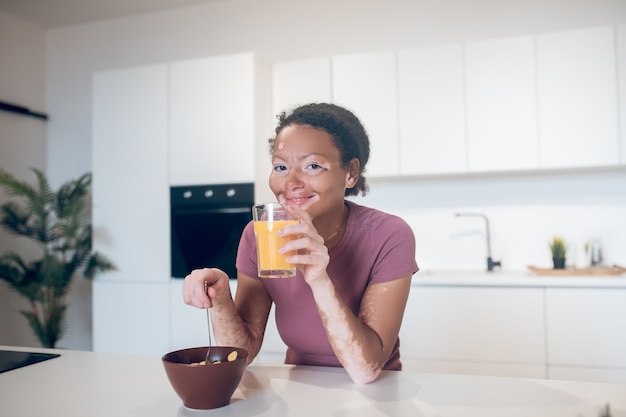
236;200;418;370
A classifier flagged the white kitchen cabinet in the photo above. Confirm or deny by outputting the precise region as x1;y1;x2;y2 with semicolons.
399;285;546;378
465;35;539;172
403;359;546;378
397;44;466;175
618;25;626;165
537;26;620;169
332;51;399;177
92;281;170;355
548;366;626;385
169;279;211;352
92;64;170;284
273;57;331;116
255;303;287;364
546;287;626;383
169;52;272;186
169;279;241;352
169;278;285;363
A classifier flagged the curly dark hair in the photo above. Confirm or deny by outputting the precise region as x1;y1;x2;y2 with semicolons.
269;103;370;197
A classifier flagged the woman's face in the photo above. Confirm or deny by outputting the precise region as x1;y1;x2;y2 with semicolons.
269;124;357;222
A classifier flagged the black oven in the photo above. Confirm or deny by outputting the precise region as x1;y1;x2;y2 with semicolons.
170;183;254;279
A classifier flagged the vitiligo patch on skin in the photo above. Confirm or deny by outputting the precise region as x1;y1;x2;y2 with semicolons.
322;302;379;383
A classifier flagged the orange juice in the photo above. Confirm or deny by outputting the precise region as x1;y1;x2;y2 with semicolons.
253;220;298;278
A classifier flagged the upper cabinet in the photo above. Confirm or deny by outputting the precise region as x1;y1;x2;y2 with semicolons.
398;44;466;175
332;51;399;177
465;36;539;172
273;57;331;117
271;25;624;180
537;26;619;169
169;53;272;186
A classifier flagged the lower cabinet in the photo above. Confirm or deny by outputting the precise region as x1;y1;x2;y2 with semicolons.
255;303;287;364
93;279;626;384
400;284;626;384
93;281;170;355
169;279;286;364
548;366;626;385
546;287;626;384
93;278;287;361
169;279;213;353
399;286;547;378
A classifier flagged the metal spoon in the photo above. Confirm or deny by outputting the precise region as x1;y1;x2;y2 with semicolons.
204;281;212;364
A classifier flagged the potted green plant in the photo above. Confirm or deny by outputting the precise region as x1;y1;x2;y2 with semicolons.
0;168;116;348
549;236;567;269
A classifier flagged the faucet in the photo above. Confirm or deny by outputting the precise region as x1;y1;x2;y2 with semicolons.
455;212;501;272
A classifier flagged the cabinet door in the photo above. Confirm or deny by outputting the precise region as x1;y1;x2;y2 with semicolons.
169;53;258;186
548;365;626;385
546;288;626;369
92;65;170;284
169;279;240;352
273;57;331;116
618;25;626;165
465;36;539;172
93;281;170;355
332;51;399;177
400;286;546;373
255;303;287;364
169;279;211;351
537;26;619;169
398;44;466;175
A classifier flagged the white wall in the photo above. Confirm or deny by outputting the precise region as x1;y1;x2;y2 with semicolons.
2;0;626;350
0;10;46;347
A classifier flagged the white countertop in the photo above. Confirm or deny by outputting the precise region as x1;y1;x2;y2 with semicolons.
1;345;625;417
413;269;626;288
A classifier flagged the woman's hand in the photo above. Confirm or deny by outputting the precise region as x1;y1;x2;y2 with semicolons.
182;268;230;309
279;205;330;286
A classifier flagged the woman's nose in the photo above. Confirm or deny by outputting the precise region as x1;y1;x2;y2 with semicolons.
285;168;304;187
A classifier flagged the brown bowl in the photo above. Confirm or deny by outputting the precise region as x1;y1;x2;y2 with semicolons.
162;346;248;410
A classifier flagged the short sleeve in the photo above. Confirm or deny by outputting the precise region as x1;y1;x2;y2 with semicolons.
369;215;418;284
235;220;258;278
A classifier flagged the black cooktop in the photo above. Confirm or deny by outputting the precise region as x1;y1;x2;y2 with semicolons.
0;350;60;373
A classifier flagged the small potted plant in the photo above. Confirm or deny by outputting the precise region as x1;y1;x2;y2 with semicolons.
549;236;567;269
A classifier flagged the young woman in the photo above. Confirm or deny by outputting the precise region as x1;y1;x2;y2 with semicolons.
182;103;418;384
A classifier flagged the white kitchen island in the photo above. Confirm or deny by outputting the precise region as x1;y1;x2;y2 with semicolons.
0;345;624;417
400;270;626;384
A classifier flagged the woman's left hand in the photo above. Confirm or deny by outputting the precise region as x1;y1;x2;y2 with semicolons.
278;205;330;286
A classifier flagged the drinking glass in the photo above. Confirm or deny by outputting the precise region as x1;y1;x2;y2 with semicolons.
252;203;298;278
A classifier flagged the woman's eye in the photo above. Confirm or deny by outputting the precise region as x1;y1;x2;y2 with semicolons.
305;163;323;171
272;164;287;173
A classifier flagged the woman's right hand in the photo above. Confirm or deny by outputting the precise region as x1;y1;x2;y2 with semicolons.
182;268;230;309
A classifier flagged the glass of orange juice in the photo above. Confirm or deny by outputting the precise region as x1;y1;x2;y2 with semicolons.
252;203;298;278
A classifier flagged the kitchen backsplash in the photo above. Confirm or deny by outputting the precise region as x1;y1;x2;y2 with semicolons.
356;169;626;272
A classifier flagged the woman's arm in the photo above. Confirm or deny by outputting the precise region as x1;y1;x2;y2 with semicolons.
309;274;412;384
280;205;413;384
182;268;272;365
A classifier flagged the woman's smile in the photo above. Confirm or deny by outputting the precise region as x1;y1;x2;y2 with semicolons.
283;195;316;207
